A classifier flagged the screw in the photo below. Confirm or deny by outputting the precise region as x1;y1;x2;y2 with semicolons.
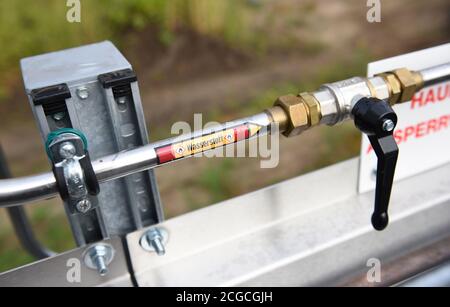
59;142;76;159
83;244;114;276
117;97;126;105
76;87;89;100
382;119;395;132
76;199;92;213
53;112;65;121
149;234;165;256
140;228;167;256
94;254;108;276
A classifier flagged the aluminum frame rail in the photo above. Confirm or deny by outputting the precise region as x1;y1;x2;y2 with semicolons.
1;158;449;286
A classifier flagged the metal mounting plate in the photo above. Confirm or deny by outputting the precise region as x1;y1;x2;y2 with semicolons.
125;158;450;286
0;238;131;287
20;41;163;245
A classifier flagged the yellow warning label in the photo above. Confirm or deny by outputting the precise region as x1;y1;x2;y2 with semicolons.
172;128;236;158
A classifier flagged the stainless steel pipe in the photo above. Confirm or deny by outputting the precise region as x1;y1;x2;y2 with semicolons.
1;62;449;208
0;113;271;207
420;63;450;87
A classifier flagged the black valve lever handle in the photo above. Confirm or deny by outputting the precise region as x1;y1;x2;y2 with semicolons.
352;97;399;231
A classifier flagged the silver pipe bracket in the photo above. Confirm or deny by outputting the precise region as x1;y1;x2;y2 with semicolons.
47;130;99;214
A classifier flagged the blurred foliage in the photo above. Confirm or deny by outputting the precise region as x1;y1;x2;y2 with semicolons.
0;0;257;71
231;48;371;117
0;0;256;99
0;201;74;272
197;159;236;204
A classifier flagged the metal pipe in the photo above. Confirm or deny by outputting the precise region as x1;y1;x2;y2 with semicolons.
0;113;271;208
420;63;450;87
0;173;58;208
0;62;449;208
0;146;55;258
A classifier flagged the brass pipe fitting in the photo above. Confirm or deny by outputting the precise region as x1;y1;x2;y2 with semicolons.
298;92;321;127
270;95;308;137
266;68;425;138
376;68;424;105
391;68;424;103
265;105;289;133
265;92;322;137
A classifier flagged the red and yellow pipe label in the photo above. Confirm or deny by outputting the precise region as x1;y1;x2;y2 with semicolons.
156;124;261;164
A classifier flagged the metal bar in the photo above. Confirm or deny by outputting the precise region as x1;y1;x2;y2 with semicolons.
1;158;449;286
341;236;450;286
0;112;271;208
0;173;57;208
0;146;54;259
420;62;450;87
398;260;450;287
124;158;450;286
0;62;448;209
0;237;132;287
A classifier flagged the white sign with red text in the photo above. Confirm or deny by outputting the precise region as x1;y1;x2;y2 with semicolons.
358;43;450;193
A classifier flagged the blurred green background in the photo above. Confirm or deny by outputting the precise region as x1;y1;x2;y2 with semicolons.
0;0;449;272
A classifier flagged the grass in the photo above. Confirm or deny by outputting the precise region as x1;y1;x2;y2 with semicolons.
0;201;75;272
0;0;259;101
0;0;329;102
0;0;253;67
197;159;236;204
224;47;372;118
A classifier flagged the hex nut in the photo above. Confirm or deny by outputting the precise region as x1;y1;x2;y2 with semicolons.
274;94;309;137
391;68;422;103
377;73;402;105
83;243;115;276
298;92;321;126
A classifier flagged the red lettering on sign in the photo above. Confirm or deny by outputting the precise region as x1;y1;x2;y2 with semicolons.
425;90;435;104
427;119;437;133
404;126;415;142
410;82;450;109
438;84;450;101
410;92;424;109
415;122;426;138
440;114;449;128
366;114;450;154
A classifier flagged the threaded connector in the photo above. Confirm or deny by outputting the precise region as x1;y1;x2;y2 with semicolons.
265;92;321;137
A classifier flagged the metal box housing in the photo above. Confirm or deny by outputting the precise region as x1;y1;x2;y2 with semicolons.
21;41;163;245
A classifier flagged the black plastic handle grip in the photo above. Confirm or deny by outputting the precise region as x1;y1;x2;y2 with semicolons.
352;97;399;231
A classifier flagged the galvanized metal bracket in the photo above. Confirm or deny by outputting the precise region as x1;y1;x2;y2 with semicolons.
21;41;164;245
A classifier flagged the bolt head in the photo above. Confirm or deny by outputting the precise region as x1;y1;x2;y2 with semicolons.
382;119;395;132
83;243;115;277
117;97;126;104
90;244;109;257
76;87;89;100
140;227;168;256
147;228;163;241
52;112;66;121
76;199;92;213
274;95;309;137
59;142;76;159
